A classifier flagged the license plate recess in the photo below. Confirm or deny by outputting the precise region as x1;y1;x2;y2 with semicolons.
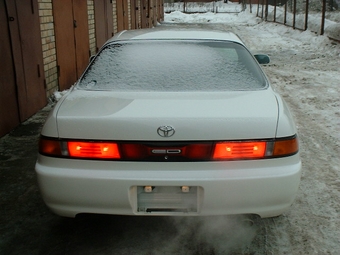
137;186;199;214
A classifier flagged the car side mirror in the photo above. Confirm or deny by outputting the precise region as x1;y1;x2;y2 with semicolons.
89;55;95;62
254;54;270;64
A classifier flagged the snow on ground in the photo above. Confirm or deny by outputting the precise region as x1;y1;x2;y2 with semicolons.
165;3;340;40
162;6;340;254
49;6;340;253
164;6;340;140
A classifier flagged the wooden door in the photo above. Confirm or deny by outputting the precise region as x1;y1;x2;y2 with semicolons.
94;0;114;51
117;0;129;32
134;0;141;29
1;0;46;134
53;0;90;91
151;0;157;26
141;0;149;28
14;0;46;120
73;0;90;77
53;0;77;91
130;0;137;29
158;0;164;21
0;0;20;137
123;0;129;30
116;0;124;32
148;0;155;27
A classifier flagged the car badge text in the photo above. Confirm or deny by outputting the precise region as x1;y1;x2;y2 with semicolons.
157;125;175;138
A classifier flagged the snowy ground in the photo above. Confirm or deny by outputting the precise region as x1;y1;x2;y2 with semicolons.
165;2;340;40
44;5;340;254
162;6;340;255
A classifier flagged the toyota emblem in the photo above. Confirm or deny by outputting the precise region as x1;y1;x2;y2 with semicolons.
157;125;175;137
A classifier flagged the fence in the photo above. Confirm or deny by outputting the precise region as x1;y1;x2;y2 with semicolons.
164;0;340;40
256;0;339;37
164;1;247;13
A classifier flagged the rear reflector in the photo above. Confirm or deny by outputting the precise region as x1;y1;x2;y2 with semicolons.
68;142;120;159
213;142;266;160
39;138;62;156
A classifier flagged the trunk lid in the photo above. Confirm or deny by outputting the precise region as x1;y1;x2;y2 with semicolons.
56;89;278;141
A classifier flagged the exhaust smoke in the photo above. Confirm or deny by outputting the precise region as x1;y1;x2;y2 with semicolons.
154;215;259;254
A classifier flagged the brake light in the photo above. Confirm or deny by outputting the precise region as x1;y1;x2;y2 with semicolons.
39;136;298;161
68;142;120;159
213;142;266;160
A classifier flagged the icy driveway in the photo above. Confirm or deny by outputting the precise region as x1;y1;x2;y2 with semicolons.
1;12;339;255
163;10;340;254
240;26;340;254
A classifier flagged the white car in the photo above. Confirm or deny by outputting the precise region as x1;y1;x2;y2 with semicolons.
36;29;301;218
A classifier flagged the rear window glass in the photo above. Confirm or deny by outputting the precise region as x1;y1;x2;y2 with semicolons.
78;40;267;91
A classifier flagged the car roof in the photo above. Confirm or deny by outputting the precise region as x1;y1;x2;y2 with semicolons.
105;28;245;45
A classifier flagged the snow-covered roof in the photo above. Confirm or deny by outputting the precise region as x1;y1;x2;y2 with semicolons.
106;28;245;45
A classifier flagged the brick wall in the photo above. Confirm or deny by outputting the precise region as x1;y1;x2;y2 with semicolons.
38;0;58;97
38;0;96;97
113;0;118;33
88;0;97;56
128;0;131;30
37;0;163;98
137;0;141;28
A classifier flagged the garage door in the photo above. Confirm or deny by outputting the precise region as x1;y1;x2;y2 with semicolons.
0;0;46;137
53;0;90;91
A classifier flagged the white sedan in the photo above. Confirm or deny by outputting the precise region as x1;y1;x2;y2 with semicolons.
35;29;301;218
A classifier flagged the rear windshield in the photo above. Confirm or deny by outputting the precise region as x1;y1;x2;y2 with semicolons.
78;40;267;91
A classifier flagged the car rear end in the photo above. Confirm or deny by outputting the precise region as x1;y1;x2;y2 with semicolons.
36;89;301;218
36;149;300;218
35;32;301;218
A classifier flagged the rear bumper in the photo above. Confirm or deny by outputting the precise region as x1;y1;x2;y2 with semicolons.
35;154;301;218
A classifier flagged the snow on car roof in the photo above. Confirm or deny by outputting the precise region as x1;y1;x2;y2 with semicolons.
105;28;245;45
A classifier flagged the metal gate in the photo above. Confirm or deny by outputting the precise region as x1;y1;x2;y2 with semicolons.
53;0;90;91
256;0;339;37
0;0;46;137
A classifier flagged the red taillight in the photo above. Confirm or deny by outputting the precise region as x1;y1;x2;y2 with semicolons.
68;141;120;159
39;136;298;161
213;141;266;160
